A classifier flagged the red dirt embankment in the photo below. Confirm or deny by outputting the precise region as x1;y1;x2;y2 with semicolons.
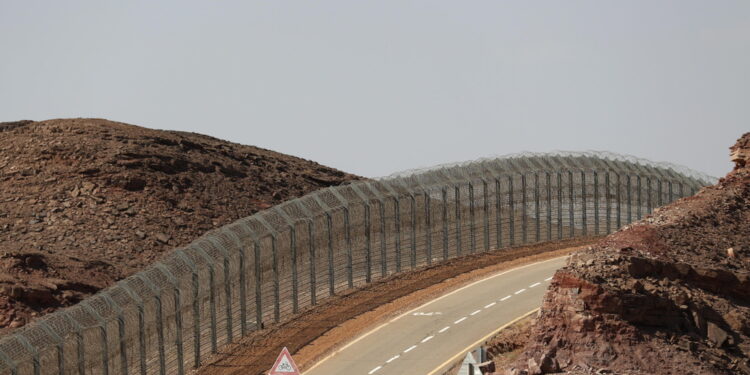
504;133;750;375
0;119;358;333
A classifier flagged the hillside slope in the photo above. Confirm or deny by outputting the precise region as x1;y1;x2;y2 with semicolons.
0;118;359;332
505;134;750;375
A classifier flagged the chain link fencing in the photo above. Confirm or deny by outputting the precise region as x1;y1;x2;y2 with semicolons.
0;152;714;375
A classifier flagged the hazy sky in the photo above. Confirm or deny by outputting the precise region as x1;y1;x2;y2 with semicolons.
1;1;748;178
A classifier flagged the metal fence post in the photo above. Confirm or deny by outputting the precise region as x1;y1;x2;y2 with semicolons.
557;172;562;240
442;187;449;260
120;284;148;375
307;219;317;304
646;177;652;214
605;171;611;234
79;304;109;375
288;224;300;312
350;184;373;283
100;294;129;375
325;212;335;294
221;234;248;337
61;312;86;375
253;240;263;328
534;173;540;242
668;180;674;203
568;171;575;238
38;322;65;375
594;171;599;236
454;185;462;256
521;174;527;244
272;236;280;320
271;209;301;314
409;194;417;268
482;180;490;251
237;218;264;331
364;203;372;281
545;172;552;241
135;274;167;375
616;173;622;229
658;178;663;207
627;175;632;224
394;196;403;271
508;176;515;246
495;178;503;249
206;237;234;343
253;218;281;322
343;207;354;288
425;191;433;264
581;171;587;236
468;182;476;253
175;250;201;368
637;176;642;219
238;241;248;335
192;248;217;353
155;264;185;375
379;199;388;276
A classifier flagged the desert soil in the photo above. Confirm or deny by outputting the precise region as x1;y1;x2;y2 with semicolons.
0;118;359;333
503;134;750;375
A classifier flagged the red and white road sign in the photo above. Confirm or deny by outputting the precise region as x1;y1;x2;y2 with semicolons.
269;347;300;375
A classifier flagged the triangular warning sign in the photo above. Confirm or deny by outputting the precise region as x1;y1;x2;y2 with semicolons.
269;347;300;375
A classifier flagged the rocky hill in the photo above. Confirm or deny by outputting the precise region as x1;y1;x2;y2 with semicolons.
0;118;359;333
505;133;750;375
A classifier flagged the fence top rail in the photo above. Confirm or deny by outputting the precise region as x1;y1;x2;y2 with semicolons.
380;150;716;186
0;150;715;371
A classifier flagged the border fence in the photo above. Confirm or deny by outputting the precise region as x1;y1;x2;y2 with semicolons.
0;152;713;375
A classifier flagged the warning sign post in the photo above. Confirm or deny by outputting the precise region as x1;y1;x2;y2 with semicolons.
268;347;300;375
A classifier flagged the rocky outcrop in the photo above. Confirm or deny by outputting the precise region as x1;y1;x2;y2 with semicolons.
505;133;750;375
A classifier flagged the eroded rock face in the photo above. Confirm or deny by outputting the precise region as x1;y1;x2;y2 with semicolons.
731;133;750;169
507;133;750;375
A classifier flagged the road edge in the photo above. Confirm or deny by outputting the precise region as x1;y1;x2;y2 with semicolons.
425;308;540;375
302;255;571;374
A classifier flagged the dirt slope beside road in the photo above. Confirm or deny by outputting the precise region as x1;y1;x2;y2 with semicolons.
0;118;358;333
504;134;750;375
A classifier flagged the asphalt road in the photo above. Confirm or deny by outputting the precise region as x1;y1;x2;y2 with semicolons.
303;256;567;375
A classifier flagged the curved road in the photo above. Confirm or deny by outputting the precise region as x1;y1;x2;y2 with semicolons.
303;256;567;375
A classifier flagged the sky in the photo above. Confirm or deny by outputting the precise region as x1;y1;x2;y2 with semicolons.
1;1;748;178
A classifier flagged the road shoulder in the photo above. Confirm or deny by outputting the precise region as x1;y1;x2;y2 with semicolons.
195;237;599;375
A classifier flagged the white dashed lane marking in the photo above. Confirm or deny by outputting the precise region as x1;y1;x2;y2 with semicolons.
363;277;551;374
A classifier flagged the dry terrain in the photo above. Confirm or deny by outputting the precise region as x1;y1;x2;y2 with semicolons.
0;118;359;333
